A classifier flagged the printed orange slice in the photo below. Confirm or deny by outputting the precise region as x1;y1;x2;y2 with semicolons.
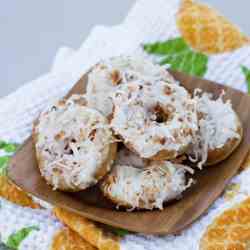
177;0;250;54
54;207;120;250
0;175;39;209
52;228;97;250
200;197;250;250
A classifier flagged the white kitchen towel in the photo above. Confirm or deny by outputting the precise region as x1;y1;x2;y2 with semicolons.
1;0;250;249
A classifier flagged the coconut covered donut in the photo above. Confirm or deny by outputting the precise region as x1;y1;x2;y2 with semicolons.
110;80;198;160
86;55;176;116
100;148;193;210
189;90;243;167
33;95;117;191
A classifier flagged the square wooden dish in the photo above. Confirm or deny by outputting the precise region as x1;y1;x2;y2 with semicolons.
8;70;250;235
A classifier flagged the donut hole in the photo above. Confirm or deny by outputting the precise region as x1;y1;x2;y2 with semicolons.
64;144;73;155
155;112;168;123
63;138;77;155
151;104;173;124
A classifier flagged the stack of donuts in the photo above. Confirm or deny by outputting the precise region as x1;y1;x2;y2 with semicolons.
33;56;243;211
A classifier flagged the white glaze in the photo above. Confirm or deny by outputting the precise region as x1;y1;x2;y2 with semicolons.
189;90;241;167
101;151;192;210
34;95;114;191
110;81;198;159
86;55;176;116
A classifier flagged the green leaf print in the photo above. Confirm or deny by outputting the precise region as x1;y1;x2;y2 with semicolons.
241;65;250;93
0;140;18;176
6;226;39;249
0;141;18;153
0;156;10;176
143;37;209;77
144;37;189;55
105;225;130;237
3;144;17;153
112;228;130;237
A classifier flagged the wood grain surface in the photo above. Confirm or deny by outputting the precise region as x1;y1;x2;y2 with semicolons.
8;71;250;235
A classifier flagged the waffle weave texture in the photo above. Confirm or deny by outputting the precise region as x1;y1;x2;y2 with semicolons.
1;0;250;249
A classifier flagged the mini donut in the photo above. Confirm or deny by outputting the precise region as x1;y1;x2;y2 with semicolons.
110;80;198;160
100;148;193;210
189;90;243;167
33;95;117;191
86;55;176;116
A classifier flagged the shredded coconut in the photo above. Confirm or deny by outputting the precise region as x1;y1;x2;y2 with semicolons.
189;89;241;168
86;55;177;116
101;154;192;210
110;80;198;159
34;95;115;191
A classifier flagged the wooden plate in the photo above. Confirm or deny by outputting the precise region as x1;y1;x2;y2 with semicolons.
8;71;250;235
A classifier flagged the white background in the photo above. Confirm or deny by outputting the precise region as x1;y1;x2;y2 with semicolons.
1;0;249;97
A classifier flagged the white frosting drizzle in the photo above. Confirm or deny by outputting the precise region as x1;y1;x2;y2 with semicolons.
86;55;177;116
110;81;198;159
189;89;241;168
34;95;114;190
102;149;192;210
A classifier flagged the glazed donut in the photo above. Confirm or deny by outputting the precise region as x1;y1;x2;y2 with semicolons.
100;148;193;210
110;80;198;160
33;95;117;191
86;55;176;116
189;90;243;167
